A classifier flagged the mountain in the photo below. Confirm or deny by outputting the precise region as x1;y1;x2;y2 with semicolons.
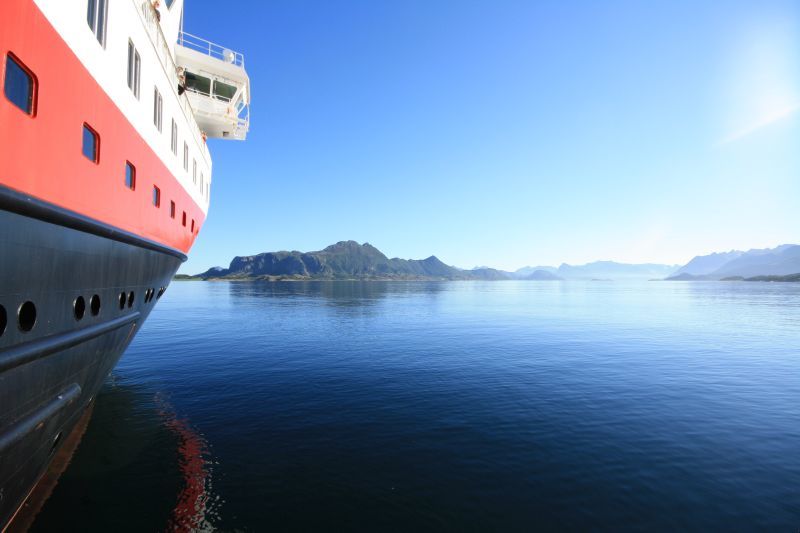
672;250;744;276
187;241;800;283
525;270;563;281
709;245;800;278
513;266;558;279
668;244;800;280
556;261;678;280
192;241;512;281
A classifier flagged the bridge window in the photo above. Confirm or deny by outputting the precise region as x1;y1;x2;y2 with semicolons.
127;41;141;98
185;72;210;96
86;0;108;46
82;124;99;163
152;186;160;207
183;142;189;171
213;80;237;102
192;159;197;184
153;87;163;131
4;54;37;116
125;161;136;190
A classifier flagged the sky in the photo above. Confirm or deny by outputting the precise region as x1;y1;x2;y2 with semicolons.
180;0;800;274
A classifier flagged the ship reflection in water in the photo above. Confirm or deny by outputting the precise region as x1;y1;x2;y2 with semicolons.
30;379;218;532
32;280;800;531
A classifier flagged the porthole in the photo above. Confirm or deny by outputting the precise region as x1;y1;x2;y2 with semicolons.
156;287;165;299
127;291;134;308
90;294;101;316
119;292;126;310
0;305;6;336
73;296;86;321
18;301;36;332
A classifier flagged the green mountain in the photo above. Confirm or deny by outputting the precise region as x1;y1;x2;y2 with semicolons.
193;241;512;281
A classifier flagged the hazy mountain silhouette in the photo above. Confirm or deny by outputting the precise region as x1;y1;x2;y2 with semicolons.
667;244;800;280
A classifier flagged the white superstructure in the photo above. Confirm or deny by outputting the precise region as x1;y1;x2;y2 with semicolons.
32;0;251;215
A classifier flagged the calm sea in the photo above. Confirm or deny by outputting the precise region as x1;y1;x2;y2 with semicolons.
31;281;800;531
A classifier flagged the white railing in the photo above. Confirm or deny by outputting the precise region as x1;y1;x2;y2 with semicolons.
134;0;210;162
178;31;245;68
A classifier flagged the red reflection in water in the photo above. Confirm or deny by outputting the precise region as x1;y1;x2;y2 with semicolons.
156;394;217;531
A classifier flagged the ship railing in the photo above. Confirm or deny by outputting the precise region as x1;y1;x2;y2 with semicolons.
178;32;245;68
133;0;210;163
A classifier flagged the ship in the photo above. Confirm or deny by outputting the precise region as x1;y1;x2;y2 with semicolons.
0;0;250;528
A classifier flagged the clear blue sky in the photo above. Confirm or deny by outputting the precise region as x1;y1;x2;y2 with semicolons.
180;0;799;274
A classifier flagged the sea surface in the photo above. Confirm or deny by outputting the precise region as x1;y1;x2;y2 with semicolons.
31;281;800;531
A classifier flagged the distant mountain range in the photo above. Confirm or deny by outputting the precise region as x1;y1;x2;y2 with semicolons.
666;244;800;280
181;241;800;282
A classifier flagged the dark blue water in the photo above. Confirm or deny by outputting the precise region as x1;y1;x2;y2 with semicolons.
32;281;800;531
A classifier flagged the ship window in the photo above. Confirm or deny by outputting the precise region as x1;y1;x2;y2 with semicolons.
170;200;176;218
191;219;195;232
185;71;210;96
182;211;187;227
87;0;108;47
152;186;160;207
73;296;86;321
0;304;6;336
82;124;99;163
192;159;197;184
125;161;136;190
153;87;163;131
127;291;134;308
200;173;204;191
183;142;189;171
171;119;177;155
213;80;237;102
4;54;37;116
118;292;126;310
18;301;36;332
127;41;141;99
90;294;101;316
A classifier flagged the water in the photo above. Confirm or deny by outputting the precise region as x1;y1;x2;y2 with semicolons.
31;281;800;531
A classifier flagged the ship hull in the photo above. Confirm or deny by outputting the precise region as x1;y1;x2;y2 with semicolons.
0;186;184;527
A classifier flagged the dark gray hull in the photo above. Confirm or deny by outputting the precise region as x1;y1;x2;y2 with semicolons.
0;186;184;528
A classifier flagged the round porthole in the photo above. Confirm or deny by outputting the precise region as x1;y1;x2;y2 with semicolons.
74;296;86;321
119;292;126;310
157;287;165;299
127;291;135;308
90;294;101;316
0;305;6;336
18;301;36;332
